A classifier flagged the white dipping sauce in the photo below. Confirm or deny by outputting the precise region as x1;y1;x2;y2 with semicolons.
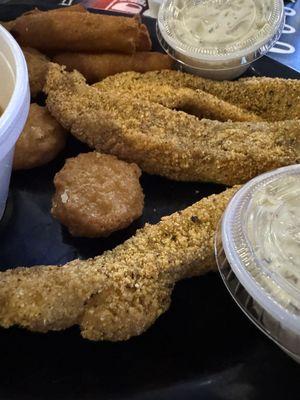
173;0;274;49
158;0;284;79
246;176;300;292
217;166;300;362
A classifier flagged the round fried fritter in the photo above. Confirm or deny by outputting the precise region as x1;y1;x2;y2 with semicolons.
13;103;67;170
22;47;50;97
52;152;144;238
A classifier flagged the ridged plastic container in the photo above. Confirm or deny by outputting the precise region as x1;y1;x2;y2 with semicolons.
157;0;285;80
148;0;162;18
0;25;30;220
215;165;300;362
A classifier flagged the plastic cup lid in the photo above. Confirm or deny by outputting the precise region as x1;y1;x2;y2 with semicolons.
158;0;285;62
221;165;300;336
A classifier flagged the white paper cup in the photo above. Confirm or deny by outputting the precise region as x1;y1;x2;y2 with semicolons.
0;25;30;220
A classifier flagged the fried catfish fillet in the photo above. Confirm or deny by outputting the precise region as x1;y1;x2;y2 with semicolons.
98;70;300;121
93;78;261;122
0;186;238;341
45;65;300;186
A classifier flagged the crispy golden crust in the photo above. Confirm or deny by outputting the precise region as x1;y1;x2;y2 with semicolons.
13;103;66;171
11;10;151;53
53;52;173;83
22;47;50;97
45;65;300;186
52;152;144;237
99;71;300;121
49;4;87;13
94;78;261;122
0;20;15;31
1;6;88;34
0;186;238;341
1;5;89;33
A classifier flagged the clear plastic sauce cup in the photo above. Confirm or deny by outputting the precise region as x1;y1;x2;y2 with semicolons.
0;25;30;220
157;0;285;80
215;165;300;362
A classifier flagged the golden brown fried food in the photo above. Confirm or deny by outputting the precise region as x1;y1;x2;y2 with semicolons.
49;4;87;13
99;71;300;121
52;152;144;238
0;186;238;341
53;52;173;83
1;5;87;32
45;65;300;186
0;20;15;31
23;47;50;97
94;78;261;122
13;103;66;170
11;9;151;53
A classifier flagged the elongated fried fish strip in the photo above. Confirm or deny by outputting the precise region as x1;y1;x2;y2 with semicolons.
93;79;261;122
45;66;300;186
99;71;300;121
0;186;238;341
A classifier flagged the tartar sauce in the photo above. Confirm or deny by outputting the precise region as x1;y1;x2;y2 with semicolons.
246;176;300;294
217;166;300;362
158;0;284;79
172;0;273;50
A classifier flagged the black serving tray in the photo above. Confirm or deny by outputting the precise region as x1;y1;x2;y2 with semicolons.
0;4;300;400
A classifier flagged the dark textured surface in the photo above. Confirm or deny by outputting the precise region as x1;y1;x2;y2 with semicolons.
0;5;299;400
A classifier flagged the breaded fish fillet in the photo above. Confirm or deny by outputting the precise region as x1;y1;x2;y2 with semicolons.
93;80;261;122
45;65;300;186
99;71;300;121
0;186;238;341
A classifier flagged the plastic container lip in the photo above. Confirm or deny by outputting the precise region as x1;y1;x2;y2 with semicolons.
0;24;29;153
157;0;285;65
0;25;30;221
220;165;300;337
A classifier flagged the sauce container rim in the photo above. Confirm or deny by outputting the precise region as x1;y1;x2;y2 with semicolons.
218;165;300;337
216;165;300;361
0;25;30;221
0;24;29;151
157;0;285;63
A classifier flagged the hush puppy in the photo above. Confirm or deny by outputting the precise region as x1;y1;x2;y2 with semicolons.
51;152;144;238
23;47;50;97
13;103;66;170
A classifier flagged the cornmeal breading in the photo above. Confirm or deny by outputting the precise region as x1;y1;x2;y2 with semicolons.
45;65;300;186
99;70;300;121
0;186;238;341
93;80;261;122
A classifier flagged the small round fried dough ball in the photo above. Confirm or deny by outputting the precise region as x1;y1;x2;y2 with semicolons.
13;103;66;170
22;47;50;97
52;152;144;238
